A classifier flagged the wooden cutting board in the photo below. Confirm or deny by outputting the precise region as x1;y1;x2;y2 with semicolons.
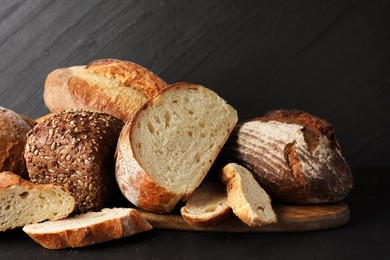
138;202;350;232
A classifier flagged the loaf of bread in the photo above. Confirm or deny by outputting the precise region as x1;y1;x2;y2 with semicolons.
180;182;231;228
0;107;35;179
219;163;277;227
44;59;167;121
221;109;353;204
23;208;152;249
25;110;124;213
0;171;75;232
116;82;238;213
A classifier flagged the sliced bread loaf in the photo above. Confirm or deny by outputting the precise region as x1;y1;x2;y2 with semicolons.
0;171;75;232
116;82;238;213
219;163;277;227
180;182;231;228
23;208;152;249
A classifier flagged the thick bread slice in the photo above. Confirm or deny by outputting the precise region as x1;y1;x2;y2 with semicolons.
180;182;231;228
0;171;75;232
219;163;277;227
115;82;238;213
44;66;85;113
23;208;152;249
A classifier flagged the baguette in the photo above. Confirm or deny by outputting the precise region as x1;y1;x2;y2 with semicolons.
23;208;152;249
0;171;75;232
116;82;238;213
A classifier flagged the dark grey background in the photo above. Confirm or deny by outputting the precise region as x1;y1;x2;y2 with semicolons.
0;0;389;168
0;1;389;259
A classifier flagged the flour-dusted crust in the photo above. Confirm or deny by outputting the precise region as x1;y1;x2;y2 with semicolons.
0;171;75;232
222;109;353;204
0;107;34;179
23;208;152;249
115;83;238;213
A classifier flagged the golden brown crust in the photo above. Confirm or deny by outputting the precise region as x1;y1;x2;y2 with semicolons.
115;119;180;213
68;59;167;121
181;204;232;228
23;209;152;249
0;107;33;179
44;66;85;112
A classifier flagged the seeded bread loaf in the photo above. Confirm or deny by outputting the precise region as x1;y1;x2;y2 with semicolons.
0;171;75;232
221;109;353;204
180;182;231;228
0;107;35;179
25;110;124;213
219;163;277;227
44;59;167;121
116;82;238;213
23;208;152;249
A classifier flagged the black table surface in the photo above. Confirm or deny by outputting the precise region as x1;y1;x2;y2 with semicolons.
0;168;388;259
1;1;390;259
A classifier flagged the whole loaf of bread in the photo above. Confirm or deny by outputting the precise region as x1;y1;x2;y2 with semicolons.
25;110;124;213
221;109;353;204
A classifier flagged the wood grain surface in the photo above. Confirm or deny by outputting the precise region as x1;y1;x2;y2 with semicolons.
139;202;350;233
0;1;389;167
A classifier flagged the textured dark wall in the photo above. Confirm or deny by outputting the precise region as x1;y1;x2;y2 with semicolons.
1;0;389;167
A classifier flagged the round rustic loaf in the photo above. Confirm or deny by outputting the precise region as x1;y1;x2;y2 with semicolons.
25;110;124;213
0;107;35;179
221;109;353;204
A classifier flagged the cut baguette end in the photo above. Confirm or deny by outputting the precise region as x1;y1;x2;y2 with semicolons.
23;208;152;249
219;163;277;227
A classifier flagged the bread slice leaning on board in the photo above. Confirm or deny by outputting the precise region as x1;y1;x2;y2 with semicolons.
0;171;75;232
23;208;152;249
44;59;167;121
115;82;238;213
219;163;277;227
180;182;232;228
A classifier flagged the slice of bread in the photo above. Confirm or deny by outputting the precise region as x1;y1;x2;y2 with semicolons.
219;163;277;227
23;208;152;249
116;82;238;213
180;182;231;228
0;171;75;232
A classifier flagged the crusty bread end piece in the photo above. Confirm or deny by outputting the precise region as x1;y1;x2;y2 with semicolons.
180;182;231;228
219;163;277;227
0;171;75;232
23;208;152;249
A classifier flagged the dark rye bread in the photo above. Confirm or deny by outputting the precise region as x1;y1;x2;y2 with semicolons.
0;107;35;179
25;110;124;213
221;109;353;204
